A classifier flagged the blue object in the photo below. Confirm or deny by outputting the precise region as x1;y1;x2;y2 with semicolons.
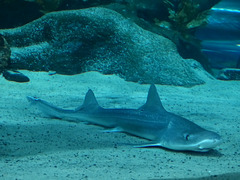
196;0;240;69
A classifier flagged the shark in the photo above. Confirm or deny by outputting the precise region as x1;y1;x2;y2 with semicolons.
27;84;221;152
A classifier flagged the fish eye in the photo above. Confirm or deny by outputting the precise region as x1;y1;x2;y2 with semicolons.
184;134;190;141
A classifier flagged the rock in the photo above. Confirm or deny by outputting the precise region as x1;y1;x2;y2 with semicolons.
0;34;11;73
217;68;240;80
2;70;30;83
0;7;213;86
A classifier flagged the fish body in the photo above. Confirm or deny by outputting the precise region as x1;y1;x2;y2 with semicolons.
27;85;221;152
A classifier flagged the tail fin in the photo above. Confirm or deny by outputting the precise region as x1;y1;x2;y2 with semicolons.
27;96;71;119
27;96;38;104
27;89;101;120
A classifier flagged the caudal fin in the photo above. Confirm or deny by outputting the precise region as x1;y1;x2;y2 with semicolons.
27;96;70;119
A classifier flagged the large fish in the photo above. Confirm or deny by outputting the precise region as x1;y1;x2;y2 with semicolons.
27;84;221;152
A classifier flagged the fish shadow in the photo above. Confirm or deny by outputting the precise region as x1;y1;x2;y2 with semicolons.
131;145;223;157
183;149;223;157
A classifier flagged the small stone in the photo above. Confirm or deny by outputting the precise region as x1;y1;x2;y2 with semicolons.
217;68;240;80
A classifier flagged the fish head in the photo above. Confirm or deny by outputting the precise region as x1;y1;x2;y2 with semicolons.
180;130;221;152
161;128;222;152
158;118;222;152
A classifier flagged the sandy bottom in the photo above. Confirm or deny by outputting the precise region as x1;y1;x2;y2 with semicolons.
0;71;239;179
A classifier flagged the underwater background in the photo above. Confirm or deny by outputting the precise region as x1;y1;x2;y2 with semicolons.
0;0;240;179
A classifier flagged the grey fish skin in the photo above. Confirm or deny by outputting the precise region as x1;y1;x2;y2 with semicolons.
27;85;221;152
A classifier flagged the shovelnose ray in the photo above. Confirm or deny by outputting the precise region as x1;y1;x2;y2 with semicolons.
27;84;221;152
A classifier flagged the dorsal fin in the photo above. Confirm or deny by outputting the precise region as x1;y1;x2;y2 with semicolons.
138;84;166;112
76;89;100;111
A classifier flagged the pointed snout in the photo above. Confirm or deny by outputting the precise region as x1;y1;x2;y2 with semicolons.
197;132;222;152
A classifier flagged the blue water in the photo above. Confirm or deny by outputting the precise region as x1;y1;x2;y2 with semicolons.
196;0;240;68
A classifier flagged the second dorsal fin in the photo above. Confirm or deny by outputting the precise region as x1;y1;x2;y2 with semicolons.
76;89;100;111
138;84;166;112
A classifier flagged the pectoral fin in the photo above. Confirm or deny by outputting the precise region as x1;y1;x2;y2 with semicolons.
134;142;162;148
102;127;123;133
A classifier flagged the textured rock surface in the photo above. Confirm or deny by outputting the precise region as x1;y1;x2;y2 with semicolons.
0;7;212;86
0;35;10;73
